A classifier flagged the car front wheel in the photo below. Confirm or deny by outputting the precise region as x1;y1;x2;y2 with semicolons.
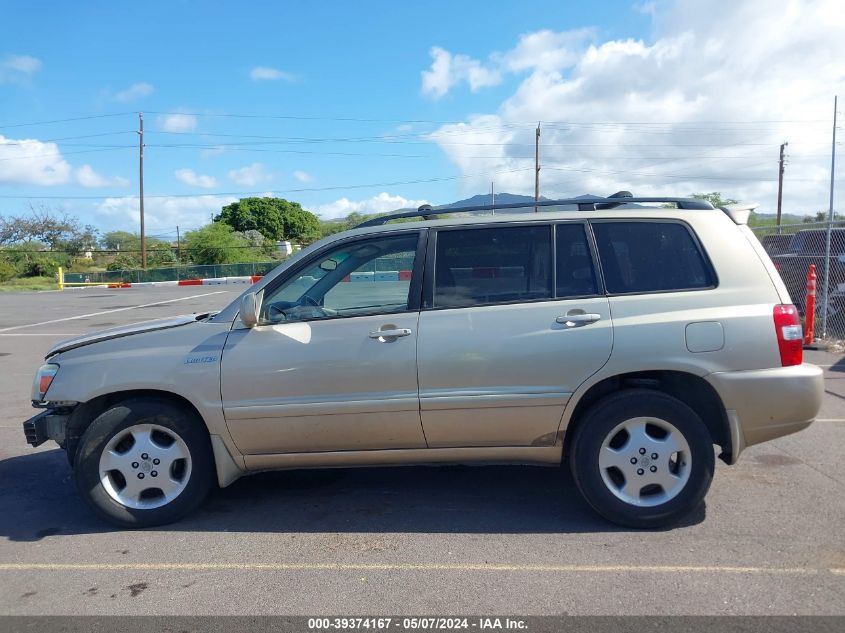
570;389;715;529
73;398;214;528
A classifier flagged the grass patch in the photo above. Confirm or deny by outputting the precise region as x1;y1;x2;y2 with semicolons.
0;276;59;292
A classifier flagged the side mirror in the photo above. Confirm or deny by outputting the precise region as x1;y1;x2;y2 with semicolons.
240;292;260;328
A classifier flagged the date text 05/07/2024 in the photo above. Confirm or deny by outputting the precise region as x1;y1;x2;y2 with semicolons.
307;618;528;630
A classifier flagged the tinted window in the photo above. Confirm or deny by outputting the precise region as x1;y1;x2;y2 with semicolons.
434;226;552;308
261;233;418;323
788;229;845;255
556;224;598;297
593;222;713;293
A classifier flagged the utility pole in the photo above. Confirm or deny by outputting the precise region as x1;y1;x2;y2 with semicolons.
776;141;788;232
491;181;495;214
821;95;838;338
176;225;181;264
534;122;541;212
138;112;146;269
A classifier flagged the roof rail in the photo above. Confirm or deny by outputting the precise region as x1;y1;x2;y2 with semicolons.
355;195;715;227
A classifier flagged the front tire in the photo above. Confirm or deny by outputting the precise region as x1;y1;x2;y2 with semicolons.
570;389;715;529
73;398;214;528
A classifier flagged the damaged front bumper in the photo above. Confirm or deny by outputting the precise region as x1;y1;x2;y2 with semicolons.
22;408;71;447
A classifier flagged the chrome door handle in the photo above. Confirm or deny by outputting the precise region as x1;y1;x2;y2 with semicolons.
556;313;601;326
369;328;412;339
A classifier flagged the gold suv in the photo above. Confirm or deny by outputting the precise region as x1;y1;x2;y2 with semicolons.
24;194;823;528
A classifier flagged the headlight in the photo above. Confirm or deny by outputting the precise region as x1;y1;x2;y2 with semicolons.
32;363;59;401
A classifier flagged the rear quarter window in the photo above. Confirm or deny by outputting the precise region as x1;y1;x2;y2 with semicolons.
592;221;714;294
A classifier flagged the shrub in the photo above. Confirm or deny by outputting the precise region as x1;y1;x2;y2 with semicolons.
0;259;16;283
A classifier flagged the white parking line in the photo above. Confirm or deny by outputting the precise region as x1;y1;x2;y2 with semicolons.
0;333;110;337
0;292;227;333
0;562;828;575
0;333;95;336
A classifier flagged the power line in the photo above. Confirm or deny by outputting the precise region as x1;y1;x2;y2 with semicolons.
1;131;136;145
543;164;792;182
0;112;136;130
0;109;828;131
0;167;534;200
145;110;829;126
0;147;132;162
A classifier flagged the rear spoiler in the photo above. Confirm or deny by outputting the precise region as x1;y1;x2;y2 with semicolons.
720;202;759;225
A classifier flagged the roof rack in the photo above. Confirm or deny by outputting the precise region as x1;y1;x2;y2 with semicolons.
355;193;715;227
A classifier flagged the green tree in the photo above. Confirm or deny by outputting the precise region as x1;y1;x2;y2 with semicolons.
184;223;261;265
0;204;98;253
100;231;176;268
215;197;320;243
690;192;739;208
803;211;844;223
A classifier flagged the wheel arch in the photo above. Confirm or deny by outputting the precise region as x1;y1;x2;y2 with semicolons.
66;389;209;465
561;370;732;464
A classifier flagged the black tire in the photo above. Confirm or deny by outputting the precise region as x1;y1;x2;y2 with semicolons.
73;398;214;528
569;389;715;529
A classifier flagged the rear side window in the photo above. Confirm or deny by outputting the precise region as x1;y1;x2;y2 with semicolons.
433;225;552;308
592;221;714;294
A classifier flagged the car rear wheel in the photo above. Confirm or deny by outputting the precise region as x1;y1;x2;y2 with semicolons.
569;389;715;529
73;398;214;528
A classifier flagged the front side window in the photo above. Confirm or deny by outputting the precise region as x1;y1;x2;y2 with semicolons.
433;225;552;308
260;233;418;323
592;221;714;294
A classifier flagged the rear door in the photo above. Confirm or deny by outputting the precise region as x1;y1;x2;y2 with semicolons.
416;222;613;448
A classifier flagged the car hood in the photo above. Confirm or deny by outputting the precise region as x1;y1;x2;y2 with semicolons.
46;314;204;358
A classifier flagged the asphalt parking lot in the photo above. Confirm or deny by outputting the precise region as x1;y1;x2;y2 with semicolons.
0;286;843;616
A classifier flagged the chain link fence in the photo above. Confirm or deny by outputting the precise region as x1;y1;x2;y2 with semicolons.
62;261;285;285
752;221;845;341
63;252;416;286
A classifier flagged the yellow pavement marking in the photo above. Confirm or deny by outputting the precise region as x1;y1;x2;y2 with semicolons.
0;562;826;574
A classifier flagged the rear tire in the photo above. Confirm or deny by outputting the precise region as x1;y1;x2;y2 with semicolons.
569;389;714;529
73;398;214;528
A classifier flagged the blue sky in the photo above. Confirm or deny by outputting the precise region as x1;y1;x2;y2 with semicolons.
0;0;842;235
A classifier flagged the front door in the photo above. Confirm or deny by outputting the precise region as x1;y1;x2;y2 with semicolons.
416;222;613;447
221;230;427;455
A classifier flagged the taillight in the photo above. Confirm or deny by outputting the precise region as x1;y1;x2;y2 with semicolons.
773;304;803;366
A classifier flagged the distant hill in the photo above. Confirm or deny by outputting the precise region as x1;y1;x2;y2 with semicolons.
433;192;607;214
438;192;540;210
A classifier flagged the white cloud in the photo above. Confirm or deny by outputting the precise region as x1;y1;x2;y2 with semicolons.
315;192;429;220
113;82;154;102
249;66;297;81
75;164;129;188
157;112;197;133
0;135;71;185
499;29;594;72
421;46;502;99
293;170;312;183
421;30;593;99
95;195;237;231
228;162;272;186
1;54;41;82
425;0;845;213
175;168;217;188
